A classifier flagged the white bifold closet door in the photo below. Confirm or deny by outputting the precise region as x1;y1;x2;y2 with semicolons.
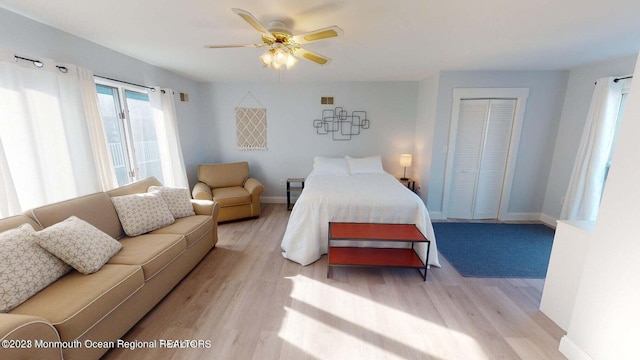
448;98;516;219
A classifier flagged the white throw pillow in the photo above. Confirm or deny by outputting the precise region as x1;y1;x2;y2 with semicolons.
0;224;71;312
148;186;195;219
313;156;350;176
31;216;122;274
111;192;175;236
345;155;385;174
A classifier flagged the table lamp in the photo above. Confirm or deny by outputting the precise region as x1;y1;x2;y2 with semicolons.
400;154;412;180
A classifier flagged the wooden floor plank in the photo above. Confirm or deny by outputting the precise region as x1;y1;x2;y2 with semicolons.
103;204;566;360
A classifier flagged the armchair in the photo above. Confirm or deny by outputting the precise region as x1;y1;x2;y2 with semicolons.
193;162;264;222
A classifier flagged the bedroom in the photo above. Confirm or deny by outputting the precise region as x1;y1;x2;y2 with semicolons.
1;1;639;359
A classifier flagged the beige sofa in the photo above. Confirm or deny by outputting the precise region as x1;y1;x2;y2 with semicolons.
192;162;264;222
0;177;219;360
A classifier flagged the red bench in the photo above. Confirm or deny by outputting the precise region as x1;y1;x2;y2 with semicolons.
327;222;430;281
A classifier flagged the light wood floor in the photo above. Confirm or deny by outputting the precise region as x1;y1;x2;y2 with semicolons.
103;204;566;360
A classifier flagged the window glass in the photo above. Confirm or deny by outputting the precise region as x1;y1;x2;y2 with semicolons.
95;83;163;185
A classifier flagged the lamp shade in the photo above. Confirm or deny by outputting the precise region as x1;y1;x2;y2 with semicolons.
400;154;412;167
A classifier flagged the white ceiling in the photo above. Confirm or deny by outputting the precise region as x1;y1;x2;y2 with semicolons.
2;0;640;83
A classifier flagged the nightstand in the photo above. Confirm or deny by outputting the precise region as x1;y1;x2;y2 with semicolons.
287;178;305;210
398;178;416;192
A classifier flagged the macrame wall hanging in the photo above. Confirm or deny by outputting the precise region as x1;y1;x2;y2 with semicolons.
235;92;267;150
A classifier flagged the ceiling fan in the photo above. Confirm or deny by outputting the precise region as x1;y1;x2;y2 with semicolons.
206;8;343;70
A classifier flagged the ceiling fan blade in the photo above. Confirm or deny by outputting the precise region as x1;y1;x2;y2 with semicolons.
205;44;265;49
293;48;332;65
231;8;275;41
292;26;343;44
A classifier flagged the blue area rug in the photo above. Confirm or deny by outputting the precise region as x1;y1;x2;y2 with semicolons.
432;222;555;278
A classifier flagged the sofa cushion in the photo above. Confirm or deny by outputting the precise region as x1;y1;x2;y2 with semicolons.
198;162;249;189
29;192;123;240
31;216;122;274
107;234;186;280
150;215;213;248
148;186;195;219
10;264;144;342
212;186;251;207
0;224;71;313
111;192;175;237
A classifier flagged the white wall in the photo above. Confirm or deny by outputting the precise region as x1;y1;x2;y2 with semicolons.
414;74;440;202
558;52;640;360
423;71;569;219
541;55;637;224
0;8;211;187
203;81;419;198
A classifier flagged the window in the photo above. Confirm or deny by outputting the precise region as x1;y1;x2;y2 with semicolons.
95;82;164;186
603;93;627;183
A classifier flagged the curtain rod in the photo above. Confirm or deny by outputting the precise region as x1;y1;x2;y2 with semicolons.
94;75;156;92
14;55;68;73
594;75;633;85
614;75;633;83
14;55;162;93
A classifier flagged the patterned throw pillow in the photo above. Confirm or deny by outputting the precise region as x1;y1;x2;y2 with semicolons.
0;224;71;312
111;191;175;237
31;216;122;274
148;186;195;219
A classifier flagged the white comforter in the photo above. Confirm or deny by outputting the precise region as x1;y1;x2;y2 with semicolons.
281;171;440;267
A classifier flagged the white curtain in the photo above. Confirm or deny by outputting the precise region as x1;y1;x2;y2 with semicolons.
561;77;623;221
148;87;189;188
0;49;103;217
78;67;118;191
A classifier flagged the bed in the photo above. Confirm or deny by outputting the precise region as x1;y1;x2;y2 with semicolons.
281;156;440;268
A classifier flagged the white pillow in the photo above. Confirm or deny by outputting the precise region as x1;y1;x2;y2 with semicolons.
31;216;122;274
111;192;175;237
148;186;195;219
345;155;385;174
313;156;350;176
0;224;71;312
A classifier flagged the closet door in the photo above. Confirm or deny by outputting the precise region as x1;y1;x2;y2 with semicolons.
448;99;516;219
448;100;489;219
473;99;516;218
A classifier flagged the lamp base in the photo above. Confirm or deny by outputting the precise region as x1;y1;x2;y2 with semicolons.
400;177;409;181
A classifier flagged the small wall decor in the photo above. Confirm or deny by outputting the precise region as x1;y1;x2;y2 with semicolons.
313;107;370;141
236;92;267;150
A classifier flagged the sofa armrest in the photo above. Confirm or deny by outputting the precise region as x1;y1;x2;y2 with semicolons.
192;182;213;200
0;314;62;360
190;199;219;217
244;178;264;198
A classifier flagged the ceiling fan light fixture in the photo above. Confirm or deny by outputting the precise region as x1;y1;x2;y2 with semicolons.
259;50;274;66
260;46;297;70
273;47;288;66
211;9;341;70
285;54;297;69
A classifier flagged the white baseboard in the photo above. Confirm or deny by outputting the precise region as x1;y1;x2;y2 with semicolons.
431;211;549;223
261;196;287;204
559;336;594;360
499;212;541;222
539;213;558;228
